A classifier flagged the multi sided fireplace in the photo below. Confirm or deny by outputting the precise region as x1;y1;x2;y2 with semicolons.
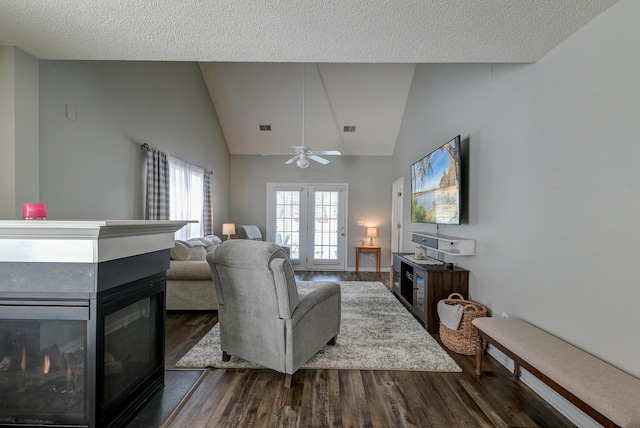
0;220;187;428
0;274;165;426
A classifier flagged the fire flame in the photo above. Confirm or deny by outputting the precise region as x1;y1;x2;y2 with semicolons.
21;346;26;372
43;355;51;374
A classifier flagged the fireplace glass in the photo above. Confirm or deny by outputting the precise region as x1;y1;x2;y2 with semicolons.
97;276;165;427
0;316;88;425
102;295;157;407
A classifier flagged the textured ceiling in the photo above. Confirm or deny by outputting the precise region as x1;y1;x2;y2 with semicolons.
0;0;618;62
0;1;619;157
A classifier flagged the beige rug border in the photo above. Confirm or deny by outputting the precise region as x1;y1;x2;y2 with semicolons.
176;281;461;373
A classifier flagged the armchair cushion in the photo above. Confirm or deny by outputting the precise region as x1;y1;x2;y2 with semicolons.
166;260;211;280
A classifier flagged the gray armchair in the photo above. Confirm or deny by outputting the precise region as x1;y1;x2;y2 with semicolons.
207;240;341;388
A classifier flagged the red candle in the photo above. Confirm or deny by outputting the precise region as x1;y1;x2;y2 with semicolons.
22;203;47;219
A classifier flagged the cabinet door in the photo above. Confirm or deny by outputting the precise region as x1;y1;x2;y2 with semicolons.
414;268;426;319
392;256;401;294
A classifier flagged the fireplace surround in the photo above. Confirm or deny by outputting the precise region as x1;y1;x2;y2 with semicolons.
0;220;187;428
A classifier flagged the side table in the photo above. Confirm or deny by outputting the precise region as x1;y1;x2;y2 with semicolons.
356;246;381;273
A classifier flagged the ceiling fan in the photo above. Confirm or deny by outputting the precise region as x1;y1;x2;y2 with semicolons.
267;145;341;169
262;64;341;168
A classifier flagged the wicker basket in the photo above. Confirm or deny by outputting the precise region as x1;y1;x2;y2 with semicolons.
439;293;488;355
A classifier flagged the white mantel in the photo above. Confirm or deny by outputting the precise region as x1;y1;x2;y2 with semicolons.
0;220;189;263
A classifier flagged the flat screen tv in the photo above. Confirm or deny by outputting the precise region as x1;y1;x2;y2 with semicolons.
411;135;461;224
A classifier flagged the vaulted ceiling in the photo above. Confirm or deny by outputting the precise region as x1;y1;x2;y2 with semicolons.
200;63;416;155
0;0;618;156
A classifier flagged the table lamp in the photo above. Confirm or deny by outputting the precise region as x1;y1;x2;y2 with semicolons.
222;223;235;240
366;227;377;246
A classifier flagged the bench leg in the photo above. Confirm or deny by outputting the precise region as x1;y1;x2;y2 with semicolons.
475;333;484;378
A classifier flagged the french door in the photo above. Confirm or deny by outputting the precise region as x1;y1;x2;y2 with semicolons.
391;177;404;261
266;183;348;270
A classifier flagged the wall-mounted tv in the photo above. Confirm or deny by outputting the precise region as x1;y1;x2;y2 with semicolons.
411;135;461;224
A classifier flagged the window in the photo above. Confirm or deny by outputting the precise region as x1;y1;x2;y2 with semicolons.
169;156;204;240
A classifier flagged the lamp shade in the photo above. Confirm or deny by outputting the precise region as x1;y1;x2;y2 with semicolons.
366;227;377;237
222;223;235;236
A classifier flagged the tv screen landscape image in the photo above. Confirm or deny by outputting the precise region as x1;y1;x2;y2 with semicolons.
411;135;461;224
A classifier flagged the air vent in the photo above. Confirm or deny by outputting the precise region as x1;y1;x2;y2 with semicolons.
259;125;272;131
343;125;356;133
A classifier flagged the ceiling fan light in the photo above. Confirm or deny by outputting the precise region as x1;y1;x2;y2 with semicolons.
297;157;310;168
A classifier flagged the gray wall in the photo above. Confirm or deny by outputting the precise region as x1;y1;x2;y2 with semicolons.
0;47;40;219
14;49;40;216
0;47;17;219
39;61;230;229
230;154;393;269
393;0;640;377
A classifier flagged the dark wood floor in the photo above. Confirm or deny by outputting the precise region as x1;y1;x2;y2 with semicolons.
163;272;574;427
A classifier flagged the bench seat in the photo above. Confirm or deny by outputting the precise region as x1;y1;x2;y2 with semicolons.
473;318;640;428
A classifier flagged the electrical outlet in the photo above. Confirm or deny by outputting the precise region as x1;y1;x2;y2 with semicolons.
501;313;509;319
356;220;364;226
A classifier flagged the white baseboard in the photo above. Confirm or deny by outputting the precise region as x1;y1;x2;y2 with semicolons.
486;345;601;428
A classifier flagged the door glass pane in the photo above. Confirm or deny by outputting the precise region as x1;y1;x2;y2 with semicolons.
313;191;339;261
416;272;425;312
275;190;300;259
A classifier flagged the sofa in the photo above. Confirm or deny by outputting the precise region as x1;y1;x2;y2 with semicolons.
166;235;221;311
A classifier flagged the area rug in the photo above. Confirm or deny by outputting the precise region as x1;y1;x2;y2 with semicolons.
176;281;461;372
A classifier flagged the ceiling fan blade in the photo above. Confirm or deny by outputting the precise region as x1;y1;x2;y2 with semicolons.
312;150;341;156
285;155;300;165
310;155;330;165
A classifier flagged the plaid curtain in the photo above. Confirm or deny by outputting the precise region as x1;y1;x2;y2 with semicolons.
203;171;214;235
146;148;170;220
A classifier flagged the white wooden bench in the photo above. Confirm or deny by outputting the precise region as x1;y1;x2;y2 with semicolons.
473;318;640;428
